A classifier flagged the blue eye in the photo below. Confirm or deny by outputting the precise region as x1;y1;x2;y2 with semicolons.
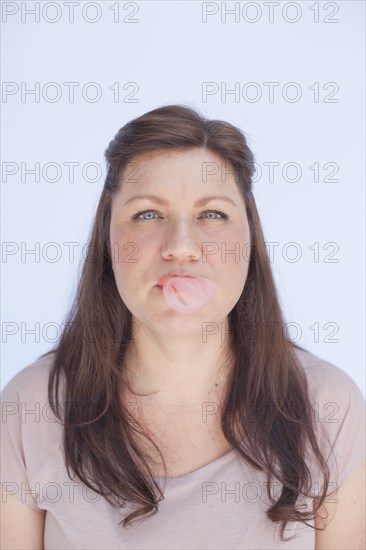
131;209;229;222
203;210;228;220
131;209;161;221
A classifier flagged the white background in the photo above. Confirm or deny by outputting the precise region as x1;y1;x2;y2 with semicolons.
1;1;365;395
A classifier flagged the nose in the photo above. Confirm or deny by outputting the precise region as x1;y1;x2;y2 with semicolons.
161;218;201;261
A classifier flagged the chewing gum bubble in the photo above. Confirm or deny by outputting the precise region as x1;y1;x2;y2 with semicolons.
158;276;214;313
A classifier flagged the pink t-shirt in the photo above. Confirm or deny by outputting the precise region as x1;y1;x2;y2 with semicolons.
1;347;365;549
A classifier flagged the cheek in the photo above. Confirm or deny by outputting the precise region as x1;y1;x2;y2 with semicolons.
209;228;250;269
215;230;251;301
110;223;135;280
109;223;158;279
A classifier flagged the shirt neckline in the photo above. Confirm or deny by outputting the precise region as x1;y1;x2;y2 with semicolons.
145;446;238;486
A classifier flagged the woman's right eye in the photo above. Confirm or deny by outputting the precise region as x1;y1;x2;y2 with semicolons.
131;209;160;221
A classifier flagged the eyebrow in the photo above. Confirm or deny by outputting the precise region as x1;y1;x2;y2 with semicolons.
124;194;237;207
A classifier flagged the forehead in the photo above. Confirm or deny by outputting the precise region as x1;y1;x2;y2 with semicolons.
129;147;224;165
119;147;237;188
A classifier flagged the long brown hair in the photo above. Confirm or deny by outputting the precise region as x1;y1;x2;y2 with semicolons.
43;104;331;541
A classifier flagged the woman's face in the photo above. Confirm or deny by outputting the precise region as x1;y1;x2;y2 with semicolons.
109;147;251;336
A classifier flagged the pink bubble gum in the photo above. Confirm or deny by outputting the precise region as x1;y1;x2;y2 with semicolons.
158;276;214;313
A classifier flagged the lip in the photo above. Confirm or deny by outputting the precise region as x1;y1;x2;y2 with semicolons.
156;273;203;288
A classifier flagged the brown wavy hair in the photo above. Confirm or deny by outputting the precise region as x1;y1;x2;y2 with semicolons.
43;104;331;542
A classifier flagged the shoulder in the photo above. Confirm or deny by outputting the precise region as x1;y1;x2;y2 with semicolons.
1;352;62;511
292;345;365;408
1;352;59;428
1;352;56;402
292;346;366;490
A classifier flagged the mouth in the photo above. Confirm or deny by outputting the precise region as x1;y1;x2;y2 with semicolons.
157;274;197;288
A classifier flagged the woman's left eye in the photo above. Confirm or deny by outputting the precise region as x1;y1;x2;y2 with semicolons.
131;209;229;222
201;210;228;221
200;210;229;220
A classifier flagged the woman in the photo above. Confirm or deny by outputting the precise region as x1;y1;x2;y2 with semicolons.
1;105;365;549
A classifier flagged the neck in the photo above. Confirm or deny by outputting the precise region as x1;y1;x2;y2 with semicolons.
121;319;234;407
